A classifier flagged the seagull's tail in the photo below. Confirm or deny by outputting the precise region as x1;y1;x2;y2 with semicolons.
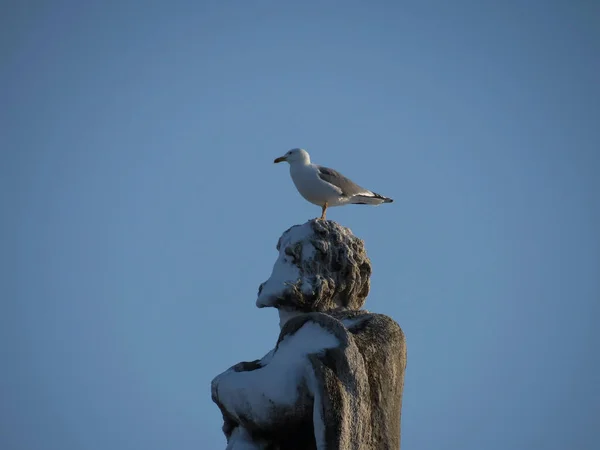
351;192;394;205
378;193;394;203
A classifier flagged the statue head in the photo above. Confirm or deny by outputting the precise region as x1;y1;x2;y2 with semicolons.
256;220;372;312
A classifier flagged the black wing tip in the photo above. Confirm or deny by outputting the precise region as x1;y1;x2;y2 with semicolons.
373;192;393;203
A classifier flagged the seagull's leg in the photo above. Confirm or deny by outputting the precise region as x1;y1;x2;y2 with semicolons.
320;203;328;220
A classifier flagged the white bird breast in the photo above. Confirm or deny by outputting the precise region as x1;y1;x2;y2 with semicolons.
290;165;344;206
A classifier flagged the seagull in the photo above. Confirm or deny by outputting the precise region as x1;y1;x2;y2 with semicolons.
274;148;393;220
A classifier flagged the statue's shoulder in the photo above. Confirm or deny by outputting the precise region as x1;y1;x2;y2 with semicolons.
333;309;406;360
336;309;404;340
276;309;405;356
277;311;351;348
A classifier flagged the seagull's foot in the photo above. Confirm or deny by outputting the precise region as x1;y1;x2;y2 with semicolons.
320;203;328;220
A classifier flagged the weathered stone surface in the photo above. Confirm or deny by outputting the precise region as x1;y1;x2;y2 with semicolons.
212;220;406;449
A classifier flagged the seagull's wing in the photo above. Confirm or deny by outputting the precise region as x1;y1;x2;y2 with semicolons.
316;166;372;197
316;165;393;204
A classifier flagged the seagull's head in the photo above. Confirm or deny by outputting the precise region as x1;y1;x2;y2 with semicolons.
274;148;311;165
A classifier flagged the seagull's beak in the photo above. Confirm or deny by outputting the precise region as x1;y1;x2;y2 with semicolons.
274;156;287;164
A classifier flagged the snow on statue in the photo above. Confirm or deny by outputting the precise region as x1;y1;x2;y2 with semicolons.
211;220;407;449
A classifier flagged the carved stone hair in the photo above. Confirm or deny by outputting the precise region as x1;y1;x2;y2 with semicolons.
271;220;372;312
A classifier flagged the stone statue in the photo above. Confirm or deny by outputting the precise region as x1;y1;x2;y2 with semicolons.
211;220;407;449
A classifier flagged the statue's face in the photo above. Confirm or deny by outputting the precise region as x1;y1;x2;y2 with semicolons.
256;224;316;308
256;220;371;312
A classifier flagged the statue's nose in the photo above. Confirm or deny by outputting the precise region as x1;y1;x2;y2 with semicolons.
257;282;265;296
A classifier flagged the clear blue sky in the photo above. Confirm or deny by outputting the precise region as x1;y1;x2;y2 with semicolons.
2;1;599;449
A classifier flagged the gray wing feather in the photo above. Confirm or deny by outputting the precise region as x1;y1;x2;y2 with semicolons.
316;166;371;197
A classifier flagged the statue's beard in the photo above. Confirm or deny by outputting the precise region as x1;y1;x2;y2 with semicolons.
256;280;306;309
256;277;332;312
